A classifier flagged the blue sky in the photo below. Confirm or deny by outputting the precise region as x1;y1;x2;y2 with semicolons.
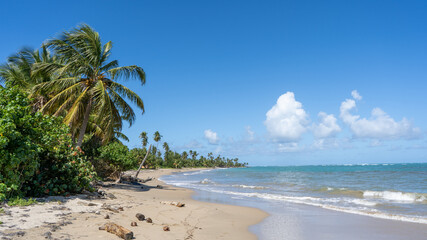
1;0;427;165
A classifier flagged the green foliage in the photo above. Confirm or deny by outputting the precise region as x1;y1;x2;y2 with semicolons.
7;197;37;206
0;87;96;200
99;142;137;175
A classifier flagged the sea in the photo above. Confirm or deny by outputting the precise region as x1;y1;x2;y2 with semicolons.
161;163;427;232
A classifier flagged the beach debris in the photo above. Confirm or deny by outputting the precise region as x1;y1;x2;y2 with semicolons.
146;217;152;223
102;203;120;213
2;231;26;238
104;214;110;219
156;185;163;189
43;231;52;239
135;213;145;221
131;221;137;227
106;193;117;199
99;223;133;240
161;201;185;207
163;226;170;231
140;177;153;183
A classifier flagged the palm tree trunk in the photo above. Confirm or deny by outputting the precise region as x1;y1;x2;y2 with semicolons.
76;98;92;147
134;144;151;179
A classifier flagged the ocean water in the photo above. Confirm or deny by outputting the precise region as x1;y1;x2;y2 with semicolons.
161;163;427;225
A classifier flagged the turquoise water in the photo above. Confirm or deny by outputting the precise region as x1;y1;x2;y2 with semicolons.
161;163;427;224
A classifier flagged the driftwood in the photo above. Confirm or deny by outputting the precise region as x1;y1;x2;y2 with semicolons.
99;223;133;240
135;144;152;179
161;201;185;207
120;175;153;184
102;204;120;213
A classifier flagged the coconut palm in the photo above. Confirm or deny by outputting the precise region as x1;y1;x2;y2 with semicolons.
33;24;145;147
153;131;162;143
139;131;148;147
0;46;61;110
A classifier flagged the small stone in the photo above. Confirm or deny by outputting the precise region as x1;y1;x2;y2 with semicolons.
106;193;116;199
95;211;100;215
104;214;110;219
176;202;185;207
135;213;145;221
118;207;124;211
131;221;137;227
43;231;52;239
163;226;170;231
146;218;152;223
88;203;97;206
156;185;163;189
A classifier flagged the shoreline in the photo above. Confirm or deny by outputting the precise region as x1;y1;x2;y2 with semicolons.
0;168;268;240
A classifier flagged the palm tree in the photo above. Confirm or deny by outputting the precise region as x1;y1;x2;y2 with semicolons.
33;24;146;147
162;142;170;153
153;131;162;143
0;46;61;110
139;131;148;147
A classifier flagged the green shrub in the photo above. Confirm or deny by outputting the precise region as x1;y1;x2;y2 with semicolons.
99;142;136;177
0;87;96;200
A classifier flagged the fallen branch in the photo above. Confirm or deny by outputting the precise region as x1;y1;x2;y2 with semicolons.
99;223;133;240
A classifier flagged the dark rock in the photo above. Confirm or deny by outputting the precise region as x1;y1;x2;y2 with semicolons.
156;185;163;189
135;213;145;221
88;203;97;206
163;226;170;231
104;214;110;219
131;221;137;227
43;231;52;239
117;207;124;211
146;218;152;223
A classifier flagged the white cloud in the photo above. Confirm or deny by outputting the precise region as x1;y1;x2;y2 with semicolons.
204;129;220;144
245;126;255;141
351;90;362;100
313;112;341;138
265;92;309;142
277;142;301;152
340;93;421;140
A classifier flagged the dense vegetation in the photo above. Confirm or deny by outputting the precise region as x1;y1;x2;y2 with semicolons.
0;24;247;201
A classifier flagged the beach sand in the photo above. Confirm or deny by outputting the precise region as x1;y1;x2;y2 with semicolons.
0;168;268;240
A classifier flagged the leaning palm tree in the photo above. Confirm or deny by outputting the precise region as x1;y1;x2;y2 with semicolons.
33;24;145;147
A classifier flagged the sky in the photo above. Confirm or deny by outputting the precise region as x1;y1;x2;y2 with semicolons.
1;0;427;165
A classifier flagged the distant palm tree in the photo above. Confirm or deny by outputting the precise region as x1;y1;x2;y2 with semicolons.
139;131;148;147
153;131;162;143
163;142;170;153
33;24;146;146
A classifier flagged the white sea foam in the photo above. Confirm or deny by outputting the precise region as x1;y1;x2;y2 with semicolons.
200;178;214;184
232;184;268;189
183;169;214;176
363;191;427;203
201;189;427;224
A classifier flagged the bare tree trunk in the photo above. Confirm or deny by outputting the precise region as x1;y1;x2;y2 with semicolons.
76;98;92;147
134;144;151;179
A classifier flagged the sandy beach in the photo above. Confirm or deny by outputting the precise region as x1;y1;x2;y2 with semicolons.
0;168;267;240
